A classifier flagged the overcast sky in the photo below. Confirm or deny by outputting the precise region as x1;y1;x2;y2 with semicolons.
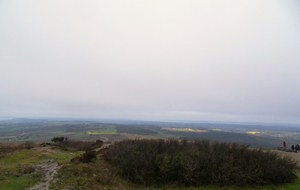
0;0;300;124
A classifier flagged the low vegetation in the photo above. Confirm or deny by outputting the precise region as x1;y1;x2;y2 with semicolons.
0;142;82;190
0;144;20;157
71;150;97;163
51;136;103;151
50;157;126;190
1;138;300;190
104;139;298;187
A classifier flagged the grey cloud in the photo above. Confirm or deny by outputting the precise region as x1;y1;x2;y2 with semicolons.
0;0;300;124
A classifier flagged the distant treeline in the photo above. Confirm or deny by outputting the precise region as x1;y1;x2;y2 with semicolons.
116;125;158;135
104;139;297;186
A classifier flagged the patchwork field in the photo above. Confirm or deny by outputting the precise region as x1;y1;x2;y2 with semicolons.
1;119;300;149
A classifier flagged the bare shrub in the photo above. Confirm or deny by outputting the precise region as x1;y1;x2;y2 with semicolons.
72;151;97;163
52;137;103;151
104;139;297;186
23;141;35;149
0;143;25;157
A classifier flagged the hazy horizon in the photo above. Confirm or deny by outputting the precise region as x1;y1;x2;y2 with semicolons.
1;0;300;125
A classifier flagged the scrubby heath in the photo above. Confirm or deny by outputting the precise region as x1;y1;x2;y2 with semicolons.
104;139;298;187
0;143;83;190
1;139;300;190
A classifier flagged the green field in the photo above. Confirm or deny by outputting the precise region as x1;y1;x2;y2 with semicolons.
86;128;118;135
1;120;300;149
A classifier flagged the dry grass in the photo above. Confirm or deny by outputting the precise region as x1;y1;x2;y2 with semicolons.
272;150;300;168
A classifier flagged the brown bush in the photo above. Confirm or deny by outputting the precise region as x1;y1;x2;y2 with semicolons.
23;141;35;149
104;139;297;186
80;151;97;163
72;151;97;163
53;137;103;151
0;143;33;157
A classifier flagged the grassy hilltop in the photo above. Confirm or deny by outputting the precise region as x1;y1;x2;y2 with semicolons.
1;139;300;190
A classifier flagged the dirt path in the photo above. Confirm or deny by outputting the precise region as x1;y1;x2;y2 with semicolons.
25;144;109;190
27;160;61;190
25;146;62;190
93;143;110;152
